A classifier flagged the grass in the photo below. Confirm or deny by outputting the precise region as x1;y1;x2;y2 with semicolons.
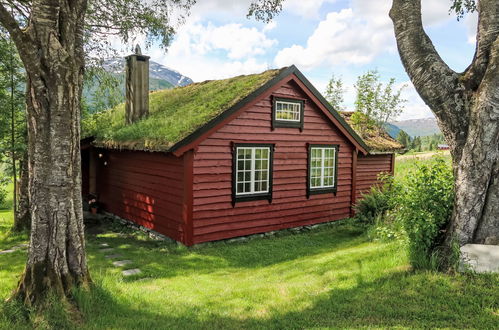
1;156;498;328
83;68;284;151
395;150;452;180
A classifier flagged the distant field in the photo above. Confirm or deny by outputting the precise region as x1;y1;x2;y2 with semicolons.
395;151;451;180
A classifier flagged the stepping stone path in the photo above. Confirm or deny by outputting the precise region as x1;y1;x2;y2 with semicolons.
0;243;29;255
112;260;132;267
122;268;141;276
97;242;142;277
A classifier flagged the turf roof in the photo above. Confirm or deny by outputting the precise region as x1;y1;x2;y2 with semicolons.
82;68;286;151
339;111;405;153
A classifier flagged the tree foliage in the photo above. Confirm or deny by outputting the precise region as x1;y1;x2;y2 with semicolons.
354;69;406;128
324;74;345;111
0;29;26;222
396;130;411;148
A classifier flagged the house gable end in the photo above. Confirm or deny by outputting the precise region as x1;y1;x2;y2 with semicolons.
170;66;368;156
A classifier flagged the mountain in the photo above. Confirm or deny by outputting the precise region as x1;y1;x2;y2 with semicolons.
84;58;193;113
390;117;441;137
102;58;193;88
384;122;401;139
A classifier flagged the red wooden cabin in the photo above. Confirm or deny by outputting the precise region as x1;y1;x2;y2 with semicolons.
81;53;402;246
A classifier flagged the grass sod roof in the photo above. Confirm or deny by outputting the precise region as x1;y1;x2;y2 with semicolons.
339;111;404;153
82;68;286;151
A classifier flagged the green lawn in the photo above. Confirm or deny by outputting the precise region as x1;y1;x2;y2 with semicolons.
1;156;498;329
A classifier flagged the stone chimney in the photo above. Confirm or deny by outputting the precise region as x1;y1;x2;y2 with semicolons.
125;45;150;124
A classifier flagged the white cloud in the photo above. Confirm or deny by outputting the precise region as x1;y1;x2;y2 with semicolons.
148;20;275;81
464;12;478;45
274;8;394;69
283;0;337;19
167;22;277;60
274;0;454;69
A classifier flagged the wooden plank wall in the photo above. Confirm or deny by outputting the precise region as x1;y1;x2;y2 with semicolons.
355;153;394;200
191;80;355;244
95;149;186;242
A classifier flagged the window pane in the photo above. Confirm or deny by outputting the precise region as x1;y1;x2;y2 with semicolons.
276;101;301;122
236;146;271;196
310;147;336;189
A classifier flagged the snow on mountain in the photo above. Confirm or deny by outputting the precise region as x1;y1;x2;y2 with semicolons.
103;58;193;87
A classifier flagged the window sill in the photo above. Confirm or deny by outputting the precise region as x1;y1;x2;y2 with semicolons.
233;193;272;205
307;187;337;197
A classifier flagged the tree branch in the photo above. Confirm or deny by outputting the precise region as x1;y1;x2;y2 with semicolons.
463;0;499;90
390;0;469;151
0;2;24;45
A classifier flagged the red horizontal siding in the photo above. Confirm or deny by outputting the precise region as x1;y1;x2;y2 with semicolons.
192;80;355;244
95;150;185;242
355;154;394;200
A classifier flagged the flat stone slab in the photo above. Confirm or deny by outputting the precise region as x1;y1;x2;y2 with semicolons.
100;248;115;252
112;260;132;267
0;249;16;255
460;244;499;273
99;243;109;247
122;268;141;276
105;254;122;259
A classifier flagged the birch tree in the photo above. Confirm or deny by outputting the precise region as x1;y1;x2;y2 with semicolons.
389;0;499;246
0;0;194;306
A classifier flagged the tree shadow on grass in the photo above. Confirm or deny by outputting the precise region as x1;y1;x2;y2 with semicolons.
86;223;372;280
69;270;499;329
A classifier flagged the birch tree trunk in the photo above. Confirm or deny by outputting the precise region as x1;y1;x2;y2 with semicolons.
390;0;499;247
0;1;90;305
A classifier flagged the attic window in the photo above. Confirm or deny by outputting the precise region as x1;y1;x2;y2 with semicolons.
272;97;304;130
307;144;339;197
232;144;274;204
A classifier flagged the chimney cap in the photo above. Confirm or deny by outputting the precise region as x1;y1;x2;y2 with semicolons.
125;45;150;60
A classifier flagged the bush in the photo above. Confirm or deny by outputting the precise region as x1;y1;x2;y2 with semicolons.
397;156;454;270
354;174;398;226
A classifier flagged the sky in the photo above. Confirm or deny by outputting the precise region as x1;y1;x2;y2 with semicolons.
121;0;478;121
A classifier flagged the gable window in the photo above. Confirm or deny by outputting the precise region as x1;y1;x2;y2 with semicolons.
272;97;304;130
232;144;274;204
307;144;339;197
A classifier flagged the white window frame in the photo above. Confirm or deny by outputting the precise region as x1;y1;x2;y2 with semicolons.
309;146;336;190
235;146;271;196
275;100;302;122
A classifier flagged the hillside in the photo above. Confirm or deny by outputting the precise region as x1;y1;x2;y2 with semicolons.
384;122;401;138
391;117;440;137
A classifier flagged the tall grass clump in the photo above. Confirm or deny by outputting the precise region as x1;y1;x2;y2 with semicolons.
397;156;454;270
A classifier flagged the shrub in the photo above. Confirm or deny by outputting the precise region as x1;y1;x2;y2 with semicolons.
354;174;398;226
397;156;454;270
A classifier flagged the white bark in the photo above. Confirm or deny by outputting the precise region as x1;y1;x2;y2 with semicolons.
390;0;499;246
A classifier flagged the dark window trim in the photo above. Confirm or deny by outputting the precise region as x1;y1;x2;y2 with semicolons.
306;144;339;198
232;142;275;206
272;96;305;131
